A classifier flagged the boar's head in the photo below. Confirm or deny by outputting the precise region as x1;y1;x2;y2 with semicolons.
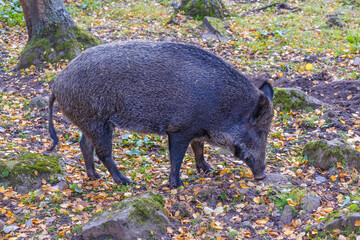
236;81;274;180
210;81;274;180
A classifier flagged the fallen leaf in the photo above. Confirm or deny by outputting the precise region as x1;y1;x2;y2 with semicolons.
167;226;173;234
306;63;313;70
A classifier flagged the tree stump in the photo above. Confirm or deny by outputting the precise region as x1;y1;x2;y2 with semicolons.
169;0;228;23
17;0;100;69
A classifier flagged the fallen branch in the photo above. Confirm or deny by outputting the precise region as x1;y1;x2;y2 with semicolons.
240;2;300;17
240;2;279;17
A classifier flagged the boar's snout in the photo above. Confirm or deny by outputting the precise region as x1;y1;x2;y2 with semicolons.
254;171;266;180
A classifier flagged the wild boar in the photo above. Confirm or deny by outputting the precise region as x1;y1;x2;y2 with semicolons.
48;41;274;188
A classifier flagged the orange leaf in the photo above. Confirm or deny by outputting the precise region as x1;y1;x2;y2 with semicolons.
330;175;337;181
256;217;269;225
253;197;260;204
355;221;360;227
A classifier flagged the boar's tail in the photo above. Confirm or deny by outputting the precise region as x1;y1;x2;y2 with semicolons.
48;93;58;151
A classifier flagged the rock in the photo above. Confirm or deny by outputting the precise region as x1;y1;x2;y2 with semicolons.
262;173;290;185
348;213;360;228
314;175;327;183
0;220;4;231
324;218;344;231
202;16;229;43
323;212;360;232
214;206;224;215
3;225;19;234
304;55;319;63
203;206;214;215
29;96;48;109
0;151;63;194
241;221;251;227
0;126;5;133
82;192;171;240
326;17;344;28
274;87;327;112
353;57;360;66
46;216;56;225
303;139;360;170
280;205;293;225
239;188;249;195
53;181;68;191
301;193;321;212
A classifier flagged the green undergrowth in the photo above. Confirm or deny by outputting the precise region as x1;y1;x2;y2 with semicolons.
0;0;24;26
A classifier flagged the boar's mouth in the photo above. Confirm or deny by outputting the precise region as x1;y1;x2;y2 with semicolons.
234;146;266;180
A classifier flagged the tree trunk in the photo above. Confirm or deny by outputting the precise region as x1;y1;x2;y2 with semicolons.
17;0;100;69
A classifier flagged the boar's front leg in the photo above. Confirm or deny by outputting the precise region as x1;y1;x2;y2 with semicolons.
190;140;213;173
167;132;192;188
84;122;135;185
80;134;100;180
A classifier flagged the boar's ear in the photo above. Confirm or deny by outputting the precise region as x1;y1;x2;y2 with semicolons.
250;94;271;125
259;81;274;101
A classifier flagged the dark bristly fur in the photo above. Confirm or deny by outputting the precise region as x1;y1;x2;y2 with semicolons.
48;41;274;188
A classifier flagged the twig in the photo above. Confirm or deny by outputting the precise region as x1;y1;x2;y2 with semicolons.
240;2;279;17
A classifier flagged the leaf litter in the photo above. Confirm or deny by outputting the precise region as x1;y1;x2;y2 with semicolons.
1;0;360;239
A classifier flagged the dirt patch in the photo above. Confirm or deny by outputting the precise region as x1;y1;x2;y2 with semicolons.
250;72;360;135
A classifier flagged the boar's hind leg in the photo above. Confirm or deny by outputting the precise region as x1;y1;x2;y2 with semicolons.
80;134;100;180
191;140;213;173
168;132;193;188
86;122;135;185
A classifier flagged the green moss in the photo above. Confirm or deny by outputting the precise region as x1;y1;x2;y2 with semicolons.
180;0;227;20
18;25;100;69
303;141;328;153
204;17;227;37
274;88;307;112
12;152;62;177
302;140;328;166
130;192;165;225
0;151;62;186
323;147;346;164
0;161;11;179
21;38;51;66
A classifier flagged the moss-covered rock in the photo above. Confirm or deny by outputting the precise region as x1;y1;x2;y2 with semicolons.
202;16;229;43
322;210;360;234
303;139;360;170
274;87;325;112
181;0;227;19
82;192;171;240
0;151;63;193
169;0;228;23
17;25;101;69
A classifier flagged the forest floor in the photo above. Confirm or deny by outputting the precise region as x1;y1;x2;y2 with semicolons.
1;0;360;239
